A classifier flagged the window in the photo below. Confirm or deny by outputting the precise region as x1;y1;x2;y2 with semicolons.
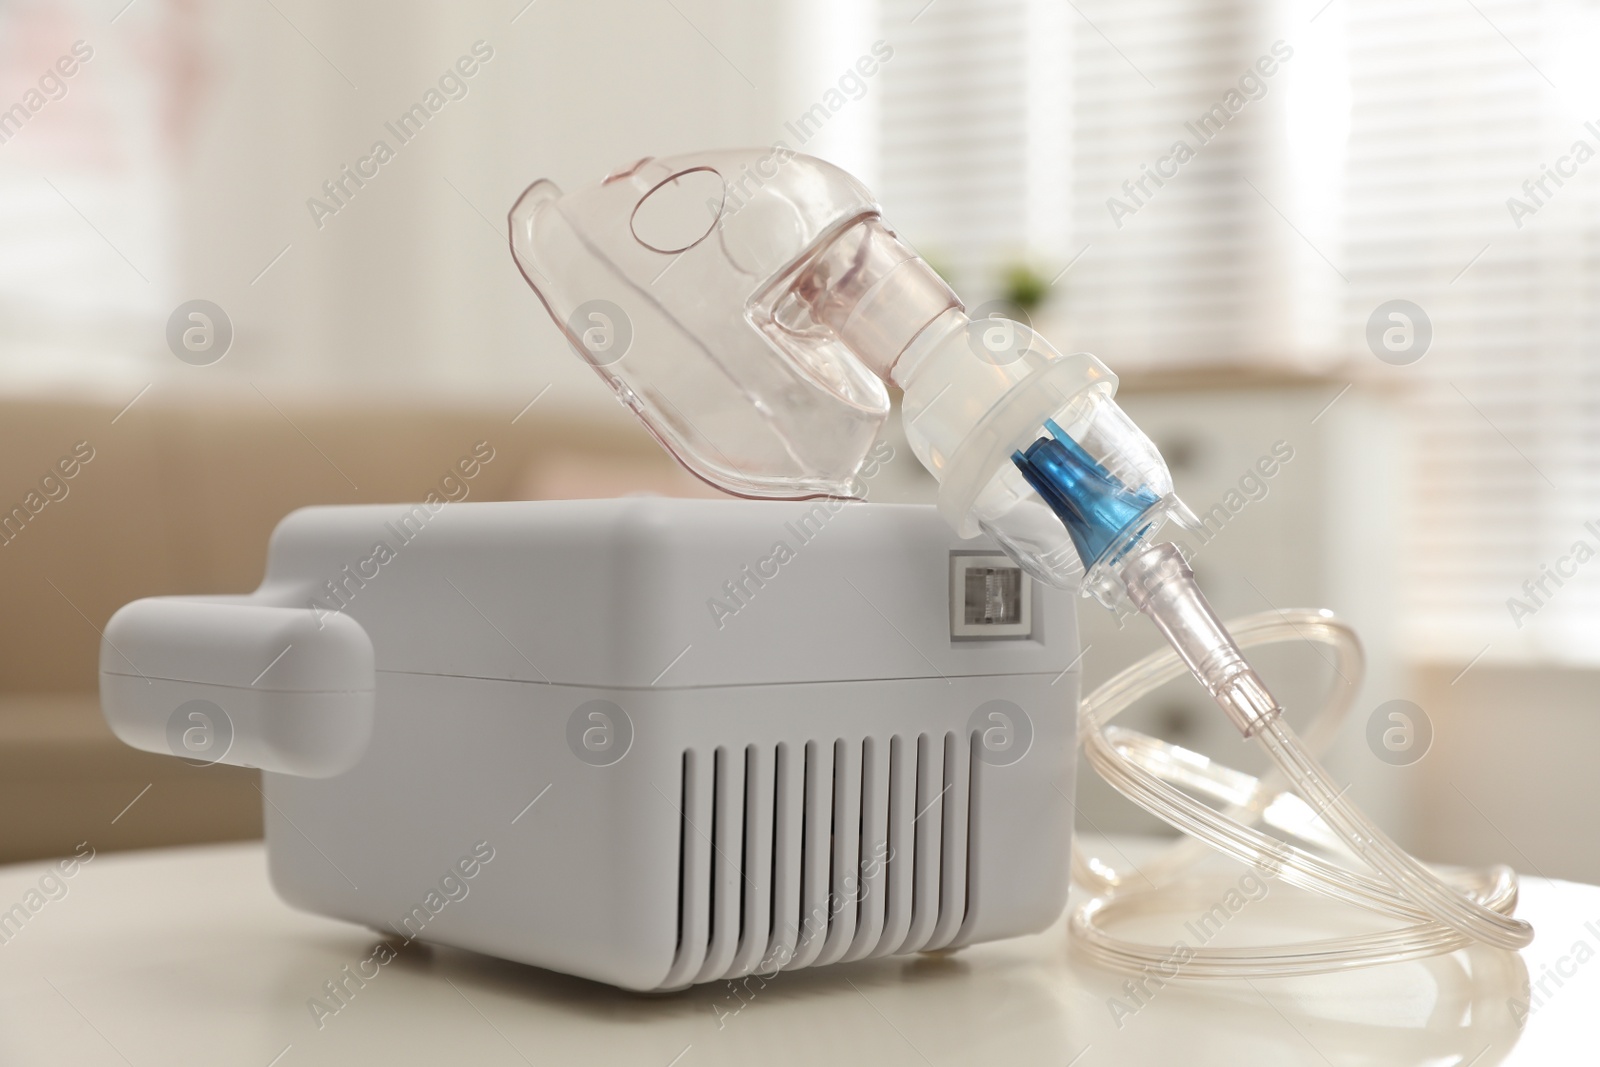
1345;0;1600;665
0;0;171;389
876;0;1068;300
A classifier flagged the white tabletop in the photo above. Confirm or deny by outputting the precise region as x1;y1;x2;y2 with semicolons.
0;838;1589;1066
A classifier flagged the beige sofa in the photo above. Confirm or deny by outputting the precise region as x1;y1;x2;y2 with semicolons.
0;389;711;863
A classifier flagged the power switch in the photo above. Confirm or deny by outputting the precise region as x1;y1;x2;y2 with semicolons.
950;553;1033;638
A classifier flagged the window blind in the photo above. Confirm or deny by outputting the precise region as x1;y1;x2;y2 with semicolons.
1058;0;1349;370
875;0;1068;301
1345;0;1600;665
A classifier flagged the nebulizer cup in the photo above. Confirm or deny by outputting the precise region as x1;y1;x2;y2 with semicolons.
510;148;1532;977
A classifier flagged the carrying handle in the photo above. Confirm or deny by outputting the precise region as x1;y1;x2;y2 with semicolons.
98;597;375;778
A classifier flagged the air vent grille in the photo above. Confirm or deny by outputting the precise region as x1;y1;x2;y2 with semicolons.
661;732;975;988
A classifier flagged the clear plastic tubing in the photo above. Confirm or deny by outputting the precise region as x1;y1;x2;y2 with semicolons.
1069;586;1533;979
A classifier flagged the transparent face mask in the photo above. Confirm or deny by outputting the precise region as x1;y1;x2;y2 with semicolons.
509;149;901;500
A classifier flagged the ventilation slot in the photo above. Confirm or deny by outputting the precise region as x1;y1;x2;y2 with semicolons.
662;733;973;988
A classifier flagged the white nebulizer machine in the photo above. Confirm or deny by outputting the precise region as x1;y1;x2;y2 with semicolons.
99;148;1531;993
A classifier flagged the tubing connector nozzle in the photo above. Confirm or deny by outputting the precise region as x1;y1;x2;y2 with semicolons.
1118;542;1283;738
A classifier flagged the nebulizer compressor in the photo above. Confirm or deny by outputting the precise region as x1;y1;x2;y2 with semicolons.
510;148;1534;978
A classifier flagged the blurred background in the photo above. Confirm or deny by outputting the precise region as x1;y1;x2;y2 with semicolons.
2;0;1597;882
